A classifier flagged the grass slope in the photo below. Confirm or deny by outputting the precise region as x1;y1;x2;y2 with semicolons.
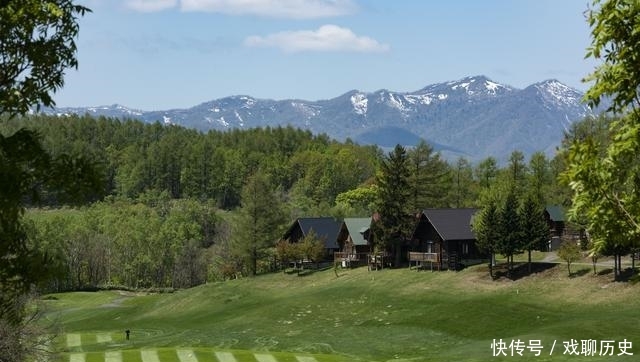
44;264;639;362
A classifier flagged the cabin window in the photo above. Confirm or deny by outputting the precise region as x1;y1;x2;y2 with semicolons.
427;240;433;253
462;242;469;255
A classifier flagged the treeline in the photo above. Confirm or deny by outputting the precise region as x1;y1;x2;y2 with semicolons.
1;114;577;290
26;198;216;291
1;114;381;211
1;114;571;212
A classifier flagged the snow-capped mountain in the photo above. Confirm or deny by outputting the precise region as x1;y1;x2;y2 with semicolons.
50;104;145;118
44;76;598;161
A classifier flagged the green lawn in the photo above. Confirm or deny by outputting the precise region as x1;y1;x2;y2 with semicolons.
43;263;639;362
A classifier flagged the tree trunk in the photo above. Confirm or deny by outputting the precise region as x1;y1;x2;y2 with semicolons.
489;253;494;279
394;240;402;268
528;249;532;274
618;254;623;276
251;247;257;276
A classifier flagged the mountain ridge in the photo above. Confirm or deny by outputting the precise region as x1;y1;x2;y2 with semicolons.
45;75;597;162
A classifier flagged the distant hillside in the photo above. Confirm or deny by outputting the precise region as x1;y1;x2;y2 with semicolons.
44;75;602;162
354;126;467;155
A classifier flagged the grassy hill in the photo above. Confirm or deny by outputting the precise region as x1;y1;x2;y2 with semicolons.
43;263;638;362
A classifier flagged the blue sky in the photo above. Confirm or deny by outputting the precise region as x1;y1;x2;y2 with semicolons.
54;0;598;111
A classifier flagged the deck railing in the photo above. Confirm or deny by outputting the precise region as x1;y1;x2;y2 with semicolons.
334;252;369;268
408;251;439;262
408;251;440;270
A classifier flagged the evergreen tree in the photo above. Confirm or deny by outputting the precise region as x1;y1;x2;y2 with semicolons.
496;190;522;276
507;150;528;195
519;194;550;273
406;140;450;210
475;157;498;189
450;157;476;208
373;144;413;266
528;152;551;203
233;171;287;276
472;198;500;278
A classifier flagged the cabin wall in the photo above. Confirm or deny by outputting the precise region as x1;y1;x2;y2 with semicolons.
411;216;442;253
287;225;304;243
444;239;485;260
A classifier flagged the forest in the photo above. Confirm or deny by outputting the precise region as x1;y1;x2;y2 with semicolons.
0;113;591;291
3;2;640;361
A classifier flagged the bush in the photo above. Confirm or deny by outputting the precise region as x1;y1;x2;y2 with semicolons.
557;241;582;276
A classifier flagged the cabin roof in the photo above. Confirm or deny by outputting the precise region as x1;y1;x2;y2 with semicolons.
283;217;342;249
545;205;565;222
421;208;478;241
343;217;371;246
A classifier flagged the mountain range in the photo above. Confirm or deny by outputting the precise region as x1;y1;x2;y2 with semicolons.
46;75;598;162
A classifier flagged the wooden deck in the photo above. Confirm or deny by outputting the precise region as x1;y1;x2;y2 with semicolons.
334;252;368;268
408;251;440;271
334;251;459;271
367;252;392;270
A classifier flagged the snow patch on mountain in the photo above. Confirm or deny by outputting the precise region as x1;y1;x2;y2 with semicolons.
205;116;229;127
387;92;409;112
239;96;256;108
405;94;433;105
86;105;143;116
218;117;228;126
485;80;508;94
350;93;368;115
536;80;580;107
234;111;244;126
446;76;512;97
452;82;471;92
115;105;143;116
292;101;321;118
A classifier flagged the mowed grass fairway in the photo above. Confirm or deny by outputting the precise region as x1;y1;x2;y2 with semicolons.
44;264;639;362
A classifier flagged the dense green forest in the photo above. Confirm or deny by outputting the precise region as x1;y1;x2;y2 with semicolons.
1;114;579;290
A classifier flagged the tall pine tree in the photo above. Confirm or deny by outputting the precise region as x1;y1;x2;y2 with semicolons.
233;170;287;276
373;145;413;266
496;190;523;276
472;198;500;278
406;140;450;210
519;194;550;273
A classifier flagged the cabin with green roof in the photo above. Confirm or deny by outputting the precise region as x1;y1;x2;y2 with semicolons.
545;205;565;251
335;217;372;267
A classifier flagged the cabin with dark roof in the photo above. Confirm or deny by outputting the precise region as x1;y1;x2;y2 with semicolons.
409;208;484;270
282;217;342;259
